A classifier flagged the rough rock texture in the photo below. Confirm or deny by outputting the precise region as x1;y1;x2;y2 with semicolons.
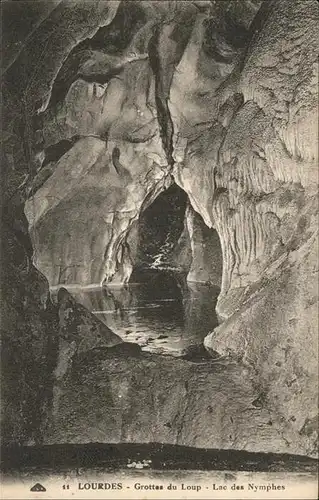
0;217;58;446
184;204;223;286
2;0;318;457
56;288;122;365
22;1;204;287
25;133;171;286
1;0;120;446
44;342;300;455
171;0;319;456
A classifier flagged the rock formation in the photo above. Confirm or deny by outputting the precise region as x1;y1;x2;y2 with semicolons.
44;345;298;454
1;0;318;457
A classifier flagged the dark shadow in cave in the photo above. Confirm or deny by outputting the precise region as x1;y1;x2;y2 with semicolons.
134;183;189;270
132;182;223;288
2;442;317;473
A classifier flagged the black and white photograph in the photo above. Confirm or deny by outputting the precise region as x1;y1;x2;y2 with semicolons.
0;0;318;498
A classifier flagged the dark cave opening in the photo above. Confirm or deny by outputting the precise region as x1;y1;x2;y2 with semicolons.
131;181;223;288
134;183;189;271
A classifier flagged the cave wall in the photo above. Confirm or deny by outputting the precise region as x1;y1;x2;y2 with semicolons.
0;214;58;446
171;0;318;309
43;343;295;455
185;204;222;286
170;0;319;456
171;1;318;458
1;0;318;456
23;1;200;287
1;0;121;446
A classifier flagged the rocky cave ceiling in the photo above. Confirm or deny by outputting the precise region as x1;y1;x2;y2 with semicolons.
1;0;318;458
5;0;271;290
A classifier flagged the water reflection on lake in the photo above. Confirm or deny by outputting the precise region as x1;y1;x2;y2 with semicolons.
70;270;220;357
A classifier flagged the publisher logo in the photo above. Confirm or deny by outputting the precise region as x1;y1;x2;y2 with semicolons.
30;483;46;492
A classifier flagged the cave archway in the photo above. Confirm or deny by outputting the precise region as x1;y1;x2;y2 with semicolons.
131;182;223;287
107;182;224;358
70;182;224;358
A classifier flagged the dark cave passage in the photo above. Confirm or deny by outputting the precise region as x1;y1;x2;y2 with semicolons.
135;183;189;271
133;182;223;288
131;181;223;287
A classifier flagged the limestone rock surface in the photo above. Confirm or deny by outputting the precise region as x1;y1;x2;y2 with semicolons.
45;345;299;455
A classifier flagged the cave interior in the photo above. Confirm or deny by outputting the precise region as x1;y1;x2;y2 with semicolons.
1;0;318;474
